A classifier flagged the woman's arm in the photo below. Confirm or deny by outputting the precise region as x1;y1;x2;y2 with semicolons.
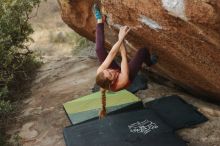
120;42;129;79
114;42;129;89
97;39;123;74
97;26;130;75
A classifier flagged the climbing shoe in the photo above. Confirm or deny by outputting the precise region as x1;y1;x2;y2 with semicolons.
92;3;102;20
150;53;158;65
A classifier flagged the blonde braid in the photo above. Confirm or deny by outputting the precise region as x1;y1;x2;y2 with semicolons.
99;88;106;119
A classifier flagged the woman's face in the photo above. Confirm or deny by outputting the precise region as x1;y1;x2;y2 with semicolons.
103;69;115;81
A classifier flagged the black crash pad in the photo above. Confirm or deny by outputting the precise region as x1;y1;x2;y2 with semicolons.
145;95;208;130
63;109;186;146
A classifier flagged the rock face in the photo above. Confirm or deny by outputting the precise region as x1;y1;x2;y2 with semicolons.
58;0;220;100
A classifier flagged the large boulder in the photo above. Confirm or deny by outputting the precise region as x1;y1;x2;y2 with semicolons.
58;0;220;100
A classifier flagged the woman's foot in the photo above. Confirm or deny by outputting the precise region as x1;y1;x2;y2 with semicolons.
92;3;102;21
92;3;109;24
150;53;158;65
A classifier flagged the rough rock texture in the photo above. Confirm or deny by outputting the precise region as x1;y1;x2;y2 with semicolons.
58;0;220;100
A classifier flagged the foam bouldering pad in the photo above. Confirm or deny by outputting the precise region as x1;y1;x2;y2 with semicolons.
63;90;143;125
92;72;148;93
145;95;208;130
63;109;186;146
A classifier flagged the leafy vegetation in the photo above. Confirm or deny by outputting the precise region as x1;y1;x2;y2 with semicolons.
70;33;94;55
49;30;94;55
0;0;42;145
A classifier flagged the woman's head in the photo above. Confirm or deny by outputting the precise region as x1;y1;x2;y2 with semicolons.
96;71;111;89
96;69;115;89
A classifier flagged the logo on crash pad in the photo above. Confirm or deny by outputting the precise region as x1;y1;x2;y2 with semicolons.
128;120;158;135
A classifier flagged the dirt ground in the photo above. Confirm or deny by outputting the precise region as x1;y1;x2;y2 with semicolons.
7;0;220;146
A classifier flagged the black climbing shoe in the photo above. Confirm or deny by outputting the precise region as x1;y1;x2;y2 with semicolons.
150;53;158;65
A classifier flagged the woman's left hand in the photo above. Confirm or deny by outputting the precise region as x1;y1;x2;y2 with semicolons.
118;26;131;41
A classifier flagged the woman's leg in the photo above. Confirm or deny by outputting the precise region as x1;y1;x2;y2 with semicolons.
96;23;119;69
128;48;152;81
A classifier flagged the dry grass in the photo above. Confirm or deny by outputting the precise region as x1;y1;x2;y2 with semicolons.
29;0;94;60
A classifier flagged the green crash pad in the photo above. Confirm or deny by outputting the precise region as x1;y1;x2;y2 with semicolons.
63;90;143;125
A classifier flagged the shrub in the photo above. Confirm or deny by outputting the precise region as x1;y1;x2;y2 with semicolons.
0;0;42;145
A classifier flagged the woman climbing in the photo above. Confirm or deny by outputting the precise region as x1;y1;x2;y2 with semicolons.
93;4;157;118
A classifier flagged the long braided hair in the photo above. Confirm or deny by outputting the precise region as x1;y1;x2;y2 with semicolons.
99;88;106;118
96;72;112;118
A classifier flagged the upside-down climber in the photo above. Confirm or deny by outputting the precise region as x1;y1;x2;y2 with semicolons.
93;4;158;118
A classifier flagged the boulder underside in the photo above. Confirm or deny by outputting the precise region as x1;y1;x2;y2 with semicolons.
58;0;220;100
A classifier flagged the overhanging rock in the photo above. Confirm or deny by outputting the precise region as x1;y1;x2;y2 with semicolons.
58;0;220;100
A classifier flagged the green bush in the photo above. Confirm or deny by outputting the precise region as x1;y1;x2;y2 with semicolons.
0;133;6;146
0;0;42;145
70;33;94;55
0;0;42;97
0;100;13;127
0;100;13;114
49;30;94;55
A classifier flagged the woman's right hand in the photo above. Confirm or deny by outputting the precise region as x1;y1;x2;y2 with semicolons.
118;26;130;41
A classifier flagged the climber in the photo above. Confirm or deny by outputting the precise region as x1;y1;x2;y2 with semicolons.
93;4;157;118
